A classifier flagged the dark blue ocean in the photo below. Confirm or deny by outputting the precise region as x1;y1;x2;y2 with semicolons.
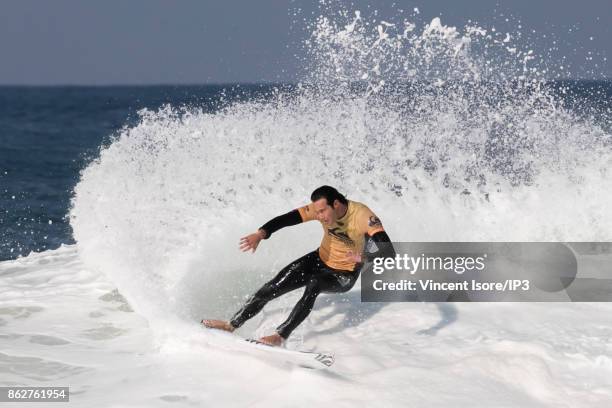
0;85;286;261
0;82;610;261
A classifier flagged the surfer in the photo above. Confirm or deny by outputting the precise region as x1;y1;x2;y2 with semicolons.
202;185;395;346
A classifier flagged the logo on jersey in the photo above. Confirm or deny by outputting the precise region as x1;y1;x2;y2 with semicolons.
327;227;355;246
368;216;382;227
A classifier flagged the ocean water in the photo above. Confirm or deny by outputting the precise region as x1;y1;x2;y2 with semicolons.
0;84;288;261
1;7;612;407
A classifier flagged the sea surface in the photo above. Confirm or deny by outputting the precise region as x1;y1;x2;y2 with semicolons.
0;84;281;261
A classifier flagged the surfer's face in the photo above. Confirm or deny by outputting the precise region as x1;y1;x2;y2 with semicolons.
313;198;336;225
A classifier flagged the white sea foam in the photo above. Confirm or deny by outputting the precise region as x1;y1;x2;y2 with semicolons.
2;246;612;406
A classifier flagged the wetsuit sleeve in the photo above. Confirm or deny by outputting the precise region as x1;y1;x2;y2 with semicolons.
259;209;303;239
364;231;396;262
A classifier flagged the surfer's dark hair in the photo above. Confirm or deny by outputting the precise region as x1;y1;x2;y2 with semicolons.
311;185;348;207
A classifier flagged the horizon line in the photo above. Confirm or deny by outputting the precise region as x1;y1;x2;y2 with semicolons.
1;78;611;88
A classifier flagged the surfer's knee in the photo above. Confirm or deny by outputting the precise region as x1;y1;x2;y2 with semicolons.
303;277;322;298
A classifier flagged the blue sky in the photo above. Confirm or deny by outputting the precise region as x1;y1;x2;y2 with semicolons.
0;0;609;84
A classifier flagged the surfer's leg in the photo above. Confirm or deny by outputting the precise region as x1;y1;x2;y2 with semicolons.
275;268;361;339
276;276;322;339
229;250;318;329
319;269;361;294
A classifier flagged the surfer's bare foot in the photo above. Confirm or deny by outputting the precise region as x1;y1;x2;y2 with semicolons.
201;319;235;332
259;333;283;347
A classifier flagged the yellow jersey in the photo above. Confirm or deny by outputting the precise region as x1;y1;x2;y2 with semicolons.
297;200;385;271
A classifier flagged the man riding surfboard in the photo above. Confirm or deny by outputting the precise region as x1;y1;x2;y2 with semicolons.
202;185;395;346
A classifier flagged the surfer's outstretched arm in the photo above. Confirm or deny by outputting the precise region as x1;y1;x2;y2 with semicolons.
259;209;303;238
239;209;304;252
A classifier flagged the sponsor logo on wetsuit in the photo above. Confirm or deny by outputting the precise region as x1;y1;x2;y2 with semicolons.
368;216;382;227
327;227;355;246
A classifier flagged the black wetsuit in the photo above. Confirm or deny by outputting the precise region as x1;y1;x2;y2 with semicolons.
230;249;361;338
229;207;395;339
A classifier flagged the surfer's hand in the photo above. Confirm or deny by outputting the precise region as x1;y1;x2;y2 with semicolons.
346;251;362;263
239;230;266;253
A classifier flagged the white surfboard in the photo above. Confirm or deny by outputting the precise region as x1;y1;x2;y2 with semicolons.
243;338;335;368
200;322;334;369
